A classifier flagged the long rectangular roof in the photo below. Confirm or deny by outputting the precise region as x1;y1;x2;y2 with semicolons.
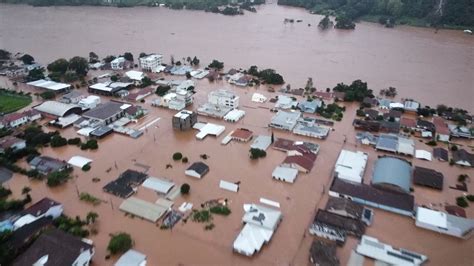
27;79;70;91
334;150;368;183
119;197;167;222
142;177;175;194
82;101;124;120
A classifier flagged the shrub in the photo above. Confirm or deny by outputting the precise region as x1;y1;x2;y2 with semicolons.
466;195;474;202
426;140;437;146
40;91;55;100
182;157;188;163
0;186;12;199
82;164;91;172
46;171;70;187
180;183;190;194
456;197;469;208
204;223;215;230
50;135;67;147
458;174;469;182
210;205;231;216
192;210;211;223
172;152;183;161
107;233;132;255
249;148;266;159
79;192;101;206
451;144;458;151
449;159;455;166
67;138;81;145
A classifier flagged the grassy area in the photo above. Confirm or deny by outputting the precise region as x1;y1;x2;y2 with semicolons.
0;92;32;114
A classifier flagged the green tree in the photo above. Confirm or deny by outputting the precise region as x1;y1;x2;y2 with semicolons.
191;56;200;66
21;54;35;65
107;233;132;255
318;15;332;29
68;56;88;76
208;59;224;70
50;135;67;147
21;186;31;195
47;58;69;74
103;55;116;63
89;52;99;63
172;152;183;161
0;49;11;60
46;171;71;187
181;183;190;194
335;15;356;29
86;211;99;224
123;52;134;62
27;68;45;82
40;91;55;100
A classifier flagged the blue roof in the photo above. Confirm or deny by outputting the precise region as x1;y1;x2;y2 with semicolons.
0;220;13;232
372;157;412;193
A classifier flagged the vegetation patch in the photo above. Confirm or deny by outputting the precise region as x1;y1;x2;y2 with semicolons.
172;152;183;161
107;233;133;255
0;91;32;114
210;205;231;216
192;209;212;223
249;148;266;159
79;192;101;206
456;196;469;208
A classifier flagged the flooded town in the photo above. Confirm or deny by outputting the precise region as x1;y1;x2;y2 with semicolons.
0;1;473;266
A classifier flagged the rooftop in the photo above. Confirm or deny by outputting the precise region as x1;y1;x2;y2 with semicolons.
325;197;365;220
313;209;366;238
231;128;253;141
372;156;412;194
334;150;368;183
27;79;70;91
82;101;125;120
23;197;61;217
309;240;340;266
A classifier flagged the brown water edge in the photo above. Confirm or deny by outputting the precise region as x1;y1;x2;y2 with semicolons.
3;74;474;265
0;2;473;112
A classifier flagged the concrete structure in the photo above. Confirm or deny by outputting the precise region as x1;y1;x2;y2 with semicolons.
272;166;298;183
34;101;82;118
59;91;84;104
115;249;147;266
269;111;301;131
224;109;245;123
125;70;145;83
275;95;297;109
12;229;94;266
233;204;282;256
82;101;126;125
193;122;225;140
119;197;167;223
27;79;71;93
185;162;209;179
334;150;368;183
78;95;101;110
219;180;239;192
111;57;126;70
0;136;26;153
172;110;197;131
356;235;427;265
197;102;232;118
251;93;267;103
292;122;330;139
139;54;163;72
415;207;474;239
372;156;412;194
208;89;239;109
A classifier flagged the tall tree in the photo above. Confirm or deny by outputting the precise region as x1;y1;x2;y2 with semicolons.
21;54;35;65
123;52;134;62
68;56;89;76
47;58;69;74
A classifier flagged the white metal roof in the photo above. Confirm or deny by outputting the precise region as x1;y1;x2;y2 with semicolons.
125;70;145;81
242;204;282;230
233;223;273;256
397;136;415;156
77;127;95;137
119;197;167;222
67;156;92;168
272;166;298;183
415;150;432;161
334;150;368;183
224;109;245;122
142;177;175;194
219;180;239;192
34;101;80;117
27;79;70;91
250;135;272;151
114;249;147;266
13;214;37;229
194;123;225;140
89;82;113;92
251;93;267;103
416;207;447;228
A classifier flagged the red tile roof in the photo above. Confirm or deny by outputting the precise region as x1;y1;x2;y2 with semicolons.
400;117;417;128
273;138;295;151
2;112;27;123
283;155;314;172
231;128;253;141
432;117;450;135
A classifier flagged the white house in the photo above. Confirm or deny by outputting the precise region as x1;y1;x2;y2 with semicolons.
125;70;145;85
233;204;282;256
0;136;26;153
115;249;147;266
272;166;298;183
111;57;126;70
78;95;101;110
139;54;163;72
185;162;209;178
334;150;368;183
416;207;474;239
0;112;28;129
208;89;239;109
251;93;267;103
13;197;63;230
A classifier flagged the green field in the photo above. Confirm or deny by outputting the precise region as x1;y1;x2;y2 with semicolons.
0;92;32;114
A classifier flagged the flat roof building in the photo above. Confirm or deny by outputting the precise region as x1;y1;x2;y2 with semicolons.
27;79;71;93
82;101;126;125
119;197;167;223
185;162;209;179
329;178;415;217
269;111;301;131
193;122;225;140
172;110;197;131
272;166;298;183
413;166;443;190
416;207;474;239
334;150;368;183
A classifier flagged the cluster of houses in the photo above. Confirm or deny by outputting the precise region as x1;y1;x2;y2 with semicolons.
269;110;330;139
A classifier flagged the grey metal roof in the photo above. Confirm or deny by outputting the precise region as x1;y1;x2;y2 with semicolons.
375;134;398;152
34;101;82;117
372;157;412;193
82;101;124;120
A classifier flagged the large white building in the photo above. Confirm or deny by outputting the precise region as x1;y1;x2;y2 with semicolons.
233;204;282;256
208;89;239;109
415;207;474;239
111;57;126;70
334;150;368;183
139;54;163;72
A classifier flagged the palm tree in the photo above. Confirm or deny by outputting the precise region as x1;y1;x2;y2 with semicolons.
86;211;99;225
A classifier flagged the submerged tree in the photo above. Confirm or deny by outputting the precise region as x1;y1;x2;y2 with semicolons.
318;15;333;30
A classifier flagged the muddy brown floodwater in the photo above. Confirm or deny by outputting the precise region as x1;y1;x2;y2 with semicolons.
0;2;473;111
1;2;474;266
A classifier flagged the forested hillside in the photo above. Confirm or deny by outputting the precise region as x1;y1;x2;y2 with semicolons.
277;0;474;28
